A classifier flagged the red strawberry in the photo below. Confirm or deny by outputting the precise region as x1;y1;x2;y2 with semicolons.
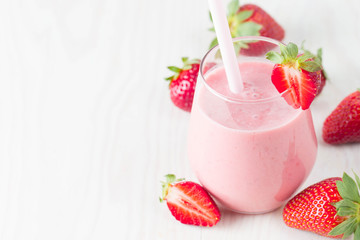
323;90;360;144
266;42;322;110
209;1;285;55
165;58;200;112
160;174;221;227
283;172;360;239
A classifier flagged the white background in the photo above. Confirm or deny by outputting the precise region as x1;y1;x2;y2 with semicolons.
0;0;359;239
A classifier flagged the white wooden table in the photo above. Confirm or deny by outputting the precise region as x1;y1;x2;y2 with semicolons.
0;0;359;239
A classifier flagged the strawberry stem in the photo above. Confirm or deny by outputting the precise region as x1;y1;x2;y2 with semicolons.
159;174;185;202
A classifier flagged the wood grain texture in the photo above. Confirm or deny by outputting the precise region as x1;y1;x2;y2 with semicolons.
0;0;359;239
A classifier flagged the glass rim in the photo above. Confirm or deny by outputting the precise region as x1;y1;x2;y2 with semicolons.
199;36;289;104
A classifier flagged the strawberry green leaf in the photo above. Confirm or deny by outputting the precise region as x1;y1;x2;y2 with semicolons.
354;226;360;240
343;217;359;238
209;11;213;23
313;57;322;66
320;70;328;83
186;59;200;66
287;43;299;60
208;27;215;32
227;0;239;17
233;43;242;57
183;65;192;70
160;179;169;201
328;217;357;236
234;10;254;22
337;172;360;202
234;41;249;53
300;42;328;79
165;174;176;183
209;38;219;49
160;174;185;202
164;174;184;183
333;199;359;209
352;170;360;191
234;21;262;37
279;43;287;56
299;61;321;72
336;206;358;216
301;42;323;65
317;48;323;63
168;66;181;73
297;52;315;63
238;40;251;49
279;42;298;61
266;51;284;64
165;76;173;81
182;57;189;64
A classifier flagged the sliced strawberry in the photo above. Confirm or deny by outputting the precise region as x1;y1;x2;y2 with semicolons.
266;42;322;110
160;174;221;227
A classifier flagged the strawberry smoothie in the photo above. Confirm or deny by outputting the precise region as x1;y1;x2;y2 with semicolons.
188;61;317;213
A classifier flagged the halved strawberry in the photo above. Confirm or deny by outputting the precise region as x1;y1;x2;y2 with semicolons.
160;174;221;227
266;42;322;110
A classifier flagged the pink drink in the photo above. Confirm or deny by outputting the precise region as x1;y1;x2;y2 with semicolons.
188;59;317;213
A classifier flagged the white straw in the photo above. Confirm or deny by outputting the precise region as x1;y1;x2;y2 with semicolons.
208;0;243;93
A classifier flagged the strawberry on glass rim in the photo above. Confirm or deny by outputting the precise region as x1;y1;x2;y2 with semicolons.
266;42;322;110
160;174;221;227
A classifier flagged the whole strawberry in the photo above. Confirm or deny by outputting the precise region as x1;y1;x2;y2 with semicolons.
165;58;200;112
160;174;221;227
283;172;360;239
266;42;322;110
209;0;285;55
323;90;360;144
